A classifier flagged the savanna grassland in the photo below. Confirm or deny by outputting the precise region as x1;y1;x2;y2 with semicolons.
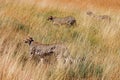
0;0;120;80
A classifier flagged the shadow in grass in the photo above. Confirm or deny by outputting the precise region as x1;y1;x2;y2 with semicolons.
78;61;103;79
14;20;30;33
68;61;103;80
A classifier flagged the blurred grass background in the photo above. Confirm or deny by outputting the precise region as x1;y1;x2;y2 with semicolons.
0;0;120;80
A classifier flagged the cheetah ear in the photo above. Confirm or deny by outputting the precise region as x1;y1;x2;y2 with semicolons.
49;16;53;18
23;38;29;43
27;36;33;40
28;36;32;39
50;16;54;19
48;16;53;20
47;16;50;20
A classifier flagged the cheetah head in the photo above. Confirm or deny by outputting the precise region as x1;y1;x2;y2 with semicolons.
24;36;34;45
47;16;54;21
86;11;93;16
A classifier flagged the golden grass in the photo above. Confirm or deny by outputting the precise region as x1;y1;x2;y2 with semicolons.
0;0;120;80
34;0;120;11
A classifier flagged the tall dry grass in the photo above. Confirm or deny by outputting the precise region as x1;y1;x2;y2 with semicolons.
33;0;120;11
0;0;120;80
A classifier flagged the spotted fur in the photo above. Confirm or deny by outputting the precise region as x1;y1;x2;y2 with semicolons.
47;16;76;26
24;36;69;63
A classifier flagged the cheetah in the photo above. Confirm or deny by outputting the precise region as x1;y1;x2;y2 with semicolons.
24;36;69;63
47;16;76;26
86;11;96;18
86;11;111;22
98;15;111;22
